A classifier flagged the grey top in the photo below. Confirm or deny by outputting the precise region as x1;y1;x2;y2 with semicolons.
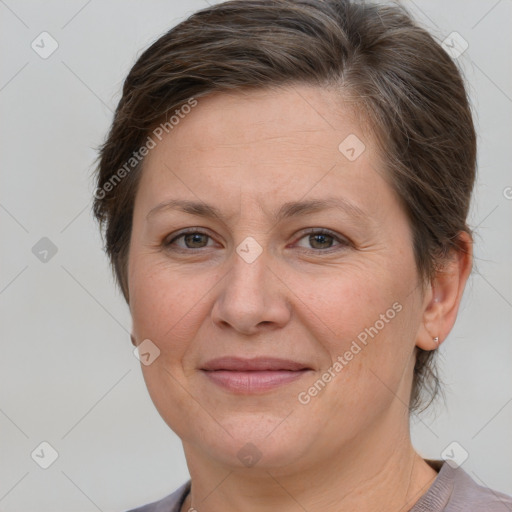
126;460;512;512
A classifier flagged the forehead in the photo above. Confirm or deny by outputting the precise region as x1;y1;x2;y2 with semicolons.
161;85;363;151
136;84;393;220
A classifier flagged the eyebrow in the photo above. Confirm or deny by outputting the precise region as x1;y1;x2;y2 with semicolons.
146;197;368;223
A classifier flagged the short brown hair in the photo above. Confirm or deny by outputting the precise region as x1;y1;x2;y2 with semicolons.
93;0;477;413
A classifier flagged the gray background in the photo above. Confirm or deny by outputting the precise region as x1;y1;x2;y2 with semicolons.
0;0;511;510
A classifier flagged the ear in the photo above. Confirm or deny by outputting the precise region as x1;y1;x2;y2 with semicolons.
416;231;473;350
130;334;137;347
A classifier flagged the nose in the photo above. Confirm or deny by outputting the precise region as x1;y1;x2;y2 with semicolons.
210;247;292;336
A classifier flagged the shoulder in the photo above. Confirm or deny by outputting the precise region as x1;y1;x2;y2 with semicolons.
125;480;191;512
413;460;512;512
449;464;512;511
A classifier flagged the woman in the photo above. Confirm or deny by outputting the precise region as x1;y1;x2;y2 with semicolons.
93;0;512;511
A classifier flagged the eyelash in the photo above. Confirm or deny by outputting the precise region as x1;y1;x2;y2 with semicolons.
164;227;350;254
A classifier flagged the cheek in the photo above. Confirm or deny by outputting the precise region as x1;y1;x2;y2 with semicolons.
128;256;223;355
289;262;406;341
292;263;418;403
128;258;222;437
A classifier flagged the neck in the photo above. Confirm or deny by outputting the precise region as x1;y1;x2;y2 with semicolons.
180;412;438;512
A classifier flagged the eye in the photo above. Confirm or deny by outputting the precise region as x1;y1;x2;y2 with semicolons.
164;228;350;253
294;229;349;252
165;229;215;250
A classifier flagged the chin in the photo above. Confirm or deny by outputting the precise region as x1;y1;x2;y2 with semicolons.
197;418;314;471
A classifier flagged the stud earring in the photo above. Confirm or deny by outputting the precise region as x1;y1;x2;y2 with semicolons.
433;336;439;344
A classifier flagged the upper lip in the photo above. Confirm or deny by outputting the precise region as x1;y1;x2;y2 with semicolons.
201;357;311;372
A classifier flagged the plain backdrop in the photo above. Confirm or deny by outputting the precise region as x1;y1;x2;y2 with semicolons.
1;0;511;510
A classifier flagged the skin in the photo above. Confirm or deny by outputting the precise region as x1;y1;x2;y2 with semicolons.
127;84;472;512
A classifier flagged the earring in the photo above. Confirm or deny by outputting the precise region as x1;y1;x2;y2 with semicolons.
433;336;439;344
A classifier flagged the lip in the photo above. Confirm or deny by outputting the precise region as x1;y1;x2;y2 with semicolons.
201;356;311;372
200;357;312;394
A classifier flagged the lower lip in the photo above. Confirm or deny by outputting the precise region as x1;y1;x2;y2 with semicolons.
201;370;310;393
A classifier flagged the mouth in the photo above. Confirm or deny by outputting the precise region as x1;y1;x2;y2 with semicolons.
200;356;312;393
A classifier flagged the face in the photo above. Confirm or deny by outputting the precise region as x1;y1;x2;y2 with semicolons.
127;84;427;472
